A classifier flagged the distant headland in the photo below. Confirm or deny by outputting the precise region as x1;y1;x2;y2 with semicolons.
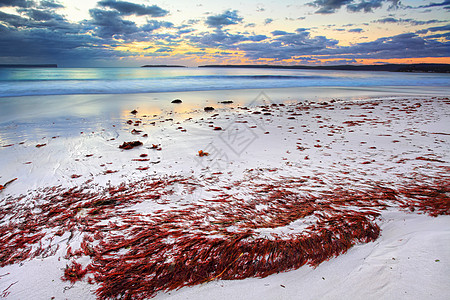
198;63;450;73
141;65;186;68
0;64;57;68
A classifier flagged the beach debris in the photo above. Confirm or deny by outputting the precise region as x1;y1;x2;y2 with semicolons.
140;154;148;157
150;144;162;150
0;178;17;191
62;261;87;283
204;106;215;111
36;143;47;148
171;99;182;103
415;156;445;163
126;120;133;125
71;174;82;179
2;144;14;147
119;141;143;150
219;100;233;104
104;170;118;174
198;150;209;156
131;109;138;115
131;129;142;135
0;174;448;299
213;126;222;131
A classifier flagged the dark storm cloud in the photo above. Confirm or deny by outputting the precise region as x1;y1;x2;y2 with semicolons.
97;0;168;17
205;10;243;28
0;0;32;8
308;0;399;14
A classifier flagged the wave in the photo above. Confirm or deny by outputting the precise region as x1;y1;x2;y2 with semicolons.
0;69;448;97
0;74;325;82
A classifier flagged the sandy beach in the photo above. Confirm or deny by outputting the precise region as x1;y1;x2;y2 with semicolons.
0;91;449;299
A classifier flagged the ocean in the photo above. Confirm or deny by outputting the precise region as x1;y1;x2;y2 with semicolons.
0;67;449;97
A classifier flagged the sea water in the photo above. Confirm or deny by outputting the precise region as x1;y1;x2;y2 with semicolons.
0;67;449;97
0;67;448;144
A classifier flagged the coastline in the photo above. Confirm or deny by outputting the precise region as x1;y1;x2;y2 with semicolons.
0;90;449;299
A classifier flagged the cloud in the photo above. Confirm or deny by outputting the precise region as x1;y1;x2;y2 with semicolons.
347;0;384;12
308;0;399;14
426;24;450;31
0;20;116;65
188;27;268;50
141;20;173;32
417;23;450;34
39;0;64;9
0;2;448;66
205;10;243;28
374;17;445;26
236;29;339;60
0;0;32;8
0;11;29;27
97;0;168;17
308;0;354;14
271;30;289;36
155;47;173;53
320;32;450;59
88;8;139;38
426;32;450;39
417;0;450;8
21;8;65;21
0;10;78;32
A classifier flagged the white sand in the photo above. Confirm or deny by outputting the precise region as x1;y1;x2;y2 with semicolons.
0;92;449;299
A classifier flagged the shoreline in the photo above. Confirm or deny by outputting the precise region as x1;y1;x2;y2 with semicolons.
0;92;449;299
1;85;449;123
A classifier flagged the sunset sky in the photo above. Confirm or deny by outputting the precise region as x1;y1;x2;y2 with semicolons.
0;0;449;67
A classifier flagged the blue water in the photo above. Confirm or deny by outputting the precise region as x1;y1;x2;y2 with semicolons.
0;67;448;97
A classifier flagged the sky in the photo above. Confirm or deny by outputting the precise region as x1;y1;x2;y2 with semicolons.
0;0;449;67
